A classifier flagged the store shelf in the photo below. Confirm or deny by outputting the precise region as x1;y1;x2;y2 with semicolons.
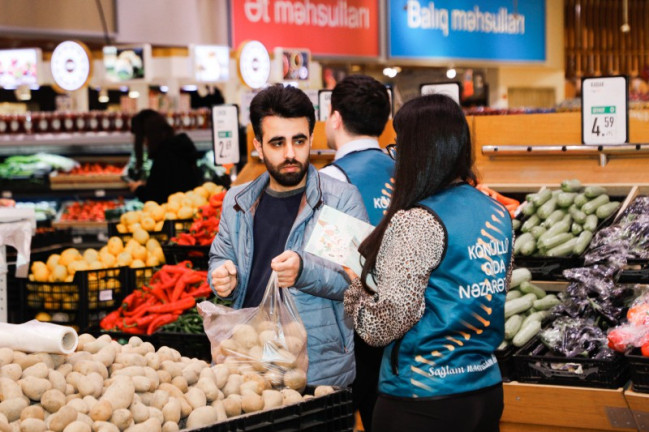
624;390;649;432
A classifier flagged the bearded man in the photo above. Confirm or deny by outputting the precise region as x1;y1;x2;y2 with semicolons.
208;84;368;386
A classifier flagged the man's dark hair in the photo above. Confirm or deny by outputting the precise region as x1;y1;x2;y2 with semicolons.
250;84;316;141
131;109;174;176
330;75;390;137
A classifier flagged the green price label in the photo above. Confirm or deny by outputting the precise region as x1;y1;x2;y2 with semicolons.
218;131;232;138
591;106;616;114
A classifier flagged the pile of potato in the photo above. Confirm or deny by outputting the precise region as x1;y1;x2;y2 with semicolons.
0;334;333;432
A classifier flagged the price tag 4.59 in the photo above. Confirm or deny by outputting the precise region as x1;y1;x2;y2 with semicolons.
582;76;628;146
212;105;240;165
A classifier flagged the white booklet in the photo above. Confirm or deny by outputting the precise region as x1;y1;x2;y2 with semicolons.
304;205;377;291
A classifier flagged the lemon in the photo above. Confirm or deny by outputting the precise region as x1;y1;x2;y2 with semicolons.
146;238;161;252
177;206;194;219
83;248;99;263
131;245;148;261
107;237;124;256
35;312;51;322
46;254;61;271
140;217;156;232
130;259;146;268
146;255;160;267
117;251;133;267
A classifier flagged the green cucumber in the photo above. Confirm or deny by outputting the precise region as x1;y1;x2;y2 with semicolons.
582;194;610;215
521;310;551;328
560;179;583;192
520;238;537;256
504;293;536;318
532;294;560;310
514;233;535;255
574;193;589;208
538;232;574;250
530;226;547;239
584;185;608;198
521;215;540;233
512;219;521;231
538;220;571;244
512;320;541;347
583;214;598;232
546;238;579;257
506;290;523;301
541;209;566;228
573;230;593;255
521;202;537;216
557;192;577;208
596;201;621;220
519;281;547;299
510;268;532;288
505;314;524;340
569;206;587;224
531;189;552;207
537;198;557;220
571;222;583;235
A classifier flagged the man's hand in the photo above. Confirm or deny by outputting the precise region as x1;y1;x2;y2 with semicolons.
271;251;301;288
211;260;237;297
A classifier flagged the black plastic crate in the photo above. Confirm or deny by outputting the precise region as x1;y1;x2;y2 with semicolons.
626;348;649;393
23;266;130;331
513;337;629;389
496;345;517;382
162;244;210;269
126;266;156;290
156;331;212;362
187;386;353;432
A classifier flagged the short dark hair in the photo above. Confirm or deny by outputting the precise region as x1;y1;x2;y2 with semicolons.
331;75;390;137
250;84;316;141
358;94;476;292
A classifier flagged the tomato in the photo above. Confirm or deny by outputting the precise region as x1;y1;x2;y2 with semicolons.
642;342;649;357
628;303;649;326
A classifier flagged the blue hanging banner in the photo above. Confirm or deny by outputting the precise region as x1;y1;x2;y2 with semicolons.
388;0;546;62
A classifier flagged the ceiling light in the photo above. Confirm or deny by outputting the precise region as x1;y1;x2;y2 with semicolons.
383;67;398;78
181;84;198;92
159;85;169;93
98;89;109;103
446;68;457;79
128;90;140;99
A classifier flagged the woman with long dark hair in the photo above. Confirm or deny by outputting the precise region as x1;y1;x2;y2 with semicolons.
128;109;202;204
344;94;513;432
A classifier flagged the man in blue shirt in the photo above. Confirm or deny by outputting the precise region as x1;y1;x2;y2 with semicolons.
321;75;393;431
209;84;368;386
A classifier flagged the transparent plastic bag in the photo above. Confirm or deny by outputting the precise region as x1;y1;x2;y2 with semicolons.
198;272;309;392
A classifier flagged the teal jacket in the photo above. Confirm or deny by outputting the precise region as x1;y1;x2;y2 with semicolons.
208;164;368;386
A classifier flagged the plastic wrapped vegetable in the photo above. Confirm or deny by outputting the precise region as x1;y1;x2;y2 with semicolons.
607;289;649;353
540;316;614;359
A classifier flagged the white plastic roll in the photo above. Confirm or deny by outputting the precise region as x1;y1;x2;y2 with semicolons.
0;320;78;354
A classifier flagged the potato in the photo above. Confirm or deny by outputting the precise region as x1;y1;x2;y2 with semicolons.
181;368;198;387
40;389;66;413
232;324;258;350
284;321;307;340
77;373;103;398
283;369;306;392
77;361;108;381
280;388;303;405
22;363;48;380
161;422;178;432
13;354;40;371
89;400;112;422
67;352;92;368
101;376;134;410
1;365;22;382
211;400;227;422
82;336;111;354
211;365;229;389
114;355;145;369
150;390;170;411
112;367;144;379
161;398;180;424
19;405;44;421
124;418;160;432
260;389;282;410
66;398;89;415
0;378;23;400
76;334;95;351
222;374;242;398
314;385;335;397
169;376;187;393
47;405;77;432
283;336;305;355
63;421;91;432
195;377;219;402
272;350;296;369
159;362;182;379
109;409;132;431
246;346;265;372
222;394;241;418
83;396;98;411
218;340;240;357
76;414;93;428
92;345;117;369
0;418;8;432
142;368;159;390
92;422;118;432
222;357;240;375
156;370;171;385
0;349;13;368
56;364;73;378
19;418;46;432
256;320;276;333
64;384;75;396
144;353;160;371
48;370;67;394
20;377;52;401
239;381;261;396
185;388;207;410
241;392;263;413
302;394;313;400
146;407;163;425
258;330;278;347
66;394;81;403
185;406;219;430
264;369;283;388
129;401;148;424
155;348;180;364
131;377;152;393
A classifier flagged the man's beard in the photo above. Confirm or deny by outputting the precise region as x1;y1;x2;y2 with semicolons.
265;158;308;187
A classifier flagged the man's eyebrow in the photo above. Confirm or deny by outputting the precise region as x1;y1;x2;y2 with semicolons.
292;133;308;140
267;136;285;144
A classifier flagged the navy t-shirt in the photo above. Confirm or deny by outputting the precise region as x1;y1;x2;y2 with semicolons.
243;187;304;308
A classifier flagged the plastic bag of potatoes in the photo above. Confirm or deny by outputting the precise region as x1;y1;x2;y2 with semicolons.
198;272;308;393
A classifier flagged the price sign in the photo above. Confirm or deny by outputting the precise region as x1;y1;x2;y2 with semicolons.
582;76;628;145
420;82;461;105
318;90;332;121
212;105;240;165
